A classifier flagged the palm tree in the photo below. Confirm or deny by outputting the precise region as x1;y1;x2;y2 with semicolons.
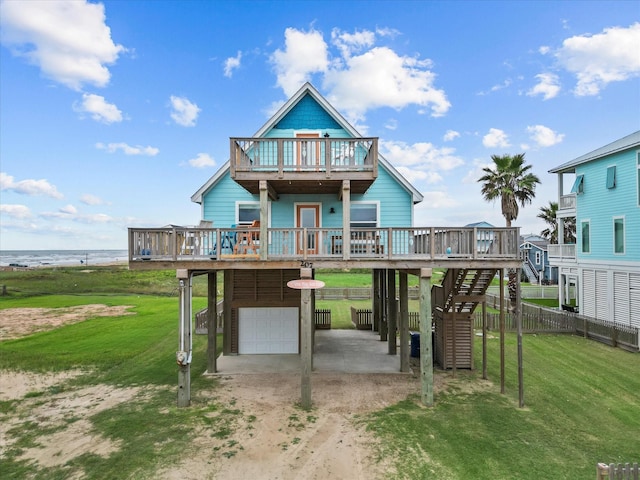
478;153;540;306
478;153;540;227
538;201;575;244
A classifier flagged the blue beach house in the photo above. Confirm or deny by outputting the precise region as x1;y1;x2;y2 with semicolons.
128;83;522;407
548;130;640;328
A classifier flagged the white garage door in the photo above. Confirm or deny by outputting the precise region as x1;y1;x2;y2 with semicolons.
238;307;299;354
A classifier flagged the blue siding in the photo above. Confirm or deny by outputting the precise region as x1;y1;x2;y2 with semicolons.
576;148;640;262
275;94;342;130
201;163;413;228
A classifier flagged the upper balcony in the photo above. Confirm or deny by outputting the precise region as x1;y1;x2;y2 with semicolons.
128;226;521;270
230;137;378;195
557;193;576;217
548;243;577;262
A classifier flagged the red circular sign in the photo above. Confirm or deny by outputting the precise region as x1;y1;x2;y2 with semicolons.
287;279;325;290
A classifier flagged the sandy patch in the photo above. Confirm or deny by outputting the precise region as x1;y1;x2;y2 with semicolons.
0;370;153;469
157;372;431;480
0;369;85;401
0;304;134;340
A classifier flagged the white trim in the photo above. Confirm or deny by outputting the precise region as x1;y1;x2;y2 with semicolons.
580;219;590;254
293;202;323;228
235;200;271;227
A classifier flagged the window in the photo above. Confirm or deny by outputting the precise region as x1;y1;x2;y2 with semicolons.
581;220;590;254
606;166;616;189
614;217;625;254
535;251;541;265
350;202;378;228
237;203;260;225
571;174;584;194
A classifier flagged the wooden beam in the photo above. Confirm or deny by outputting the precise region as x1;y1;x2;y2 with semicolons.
341;180;351;260
499;268;505;394
420;268;433;406
177;270;191;408
387;269;397;355
207;271;217;374
373;269;381;332
380;269;388;341
482;301;488;380
399;271;410;372
300;267;313;410
223;270;232;355
516;268;524;408
259;181;269;261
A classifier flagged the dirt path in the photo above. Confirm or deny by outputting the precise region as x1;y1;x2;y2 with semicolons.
159;372;422;479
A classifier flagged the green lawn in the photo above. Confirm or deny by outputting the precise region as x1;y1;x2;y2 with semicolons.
1;266;638;479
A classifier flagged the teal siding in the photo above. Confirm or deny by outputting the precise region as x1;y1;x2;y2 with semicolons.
576;148;640;262
201;163;413;228
275;94;342;130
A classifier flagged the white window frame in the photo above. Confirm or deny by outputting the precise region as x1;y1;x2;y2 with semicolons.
350;201;380;229
535;251;541;265
636;151;640;207
235;201;271;226
613;216;625;255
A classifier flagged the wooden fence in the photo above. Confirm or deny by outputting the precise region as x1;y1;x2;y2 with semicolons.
351;307;373;329
596;462;639;479
315;309;331;329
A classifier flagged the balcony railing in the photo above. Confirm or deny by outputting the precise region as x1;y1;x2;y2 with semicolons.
230;137;377;176
128;226;519;262
548;244;577;261
559;193;576;211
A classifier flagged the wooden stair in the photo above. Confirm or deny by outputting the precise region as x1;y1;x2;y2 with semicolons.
431;268;497;370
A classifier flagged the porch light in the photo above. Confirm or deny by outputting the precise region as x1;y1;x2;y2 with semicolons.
329;207;336;214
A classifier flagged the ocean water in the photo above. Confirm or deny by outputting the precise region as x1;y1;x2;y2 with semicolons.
0;250;129;267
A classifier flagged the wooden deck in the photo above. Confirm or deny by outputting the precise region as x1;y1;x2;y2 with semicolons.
128;226;521;270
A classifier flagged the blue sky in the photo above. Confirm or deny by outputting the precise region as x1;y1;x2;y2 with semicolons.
1;0;639;250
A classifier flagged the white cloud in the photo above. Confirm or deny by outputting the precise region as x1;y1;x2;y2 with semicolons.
74;93;123;123
0;172;63;199
96;142;159;156
0;0;125;90
527;73;561;100
269;27;450;123
443;130;460;142
224;51;242;78
59;204;78;215
420;190;458;208
169;95;200;127
381;140;464;171
462;159;492;184
384;118;398;131
397;167;442;184
325;46;450;122
80;194;106;205
482;128;510;148
331;28;375;58
187;153;216;168
527;125;564;147
555;22;640;96
0;204;32;219
270;27;329;96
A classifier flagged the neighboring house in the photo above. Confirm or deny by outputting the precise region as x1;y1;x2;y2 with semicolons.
128;83;521;407
548;130;640;328
519;234;557;284
465;221;496;254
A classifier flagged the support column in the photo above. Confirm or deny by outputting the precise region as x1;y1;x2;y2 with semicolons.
177;269;192;408
419;269;433;406
558;273;565;307
207;271;217;374
341;180;351;260
399;271;409;372
259;180;269;261
223;270;232;355
499;268;505;394
300;268;313;410
387;269;397;355
516;268;524;408
380;269;388;341
482;300;488;380
372;269;381;332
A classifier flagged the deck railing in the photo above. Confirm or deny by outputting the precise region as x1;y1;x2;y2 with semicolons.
559;193;576;211
230;137;377;176
548;243;577;261
128;226;519;262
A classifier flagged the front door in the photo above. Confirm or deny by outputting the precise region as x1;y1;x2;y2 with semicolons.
296;204;320;254
296;133;320;168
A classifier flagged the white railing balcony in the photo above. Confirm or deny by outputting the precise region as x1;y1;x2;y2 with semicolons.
559;194;576;212
548;243;576;261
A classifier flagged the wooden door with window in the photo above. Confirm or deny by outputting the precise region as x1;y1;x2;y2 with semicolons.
296;204;320;254
296;133;320;168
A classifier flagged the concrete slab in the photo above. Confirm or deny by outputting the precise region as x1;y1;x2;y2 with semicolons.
214;329;403;375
